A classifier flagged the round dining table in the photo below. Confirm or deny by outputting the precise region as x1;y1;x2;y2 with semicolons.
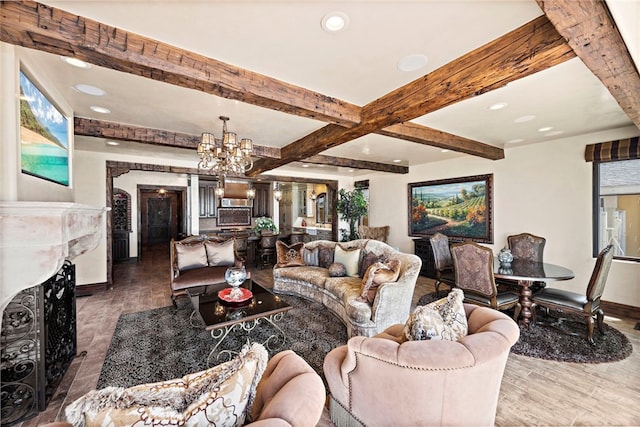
493;259;574;327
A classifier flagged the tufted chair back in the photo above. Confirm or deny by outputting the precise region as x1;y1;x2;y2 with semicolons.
324;304;520;427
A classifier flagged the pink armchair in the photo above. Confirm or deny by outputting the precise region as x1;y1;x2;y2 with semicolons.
323;304;520;426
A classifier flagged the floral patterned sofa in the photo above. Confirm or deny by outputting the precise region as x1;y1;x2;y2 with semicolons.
273;239;422;337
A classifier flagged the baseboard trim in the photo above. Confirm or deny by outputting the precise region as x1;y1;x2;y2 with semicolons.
76;282;108;297
601;300;640;320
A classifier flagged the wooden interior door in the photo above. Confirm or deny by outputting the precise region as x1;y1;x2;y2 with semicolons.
147;198;172;244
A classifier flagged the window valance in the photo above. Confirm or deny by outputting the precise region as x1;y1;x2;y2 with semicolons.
585;137;639;162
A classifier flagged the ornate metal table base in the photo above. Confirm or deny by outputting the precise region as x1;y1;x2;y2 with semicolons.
206;312;287;366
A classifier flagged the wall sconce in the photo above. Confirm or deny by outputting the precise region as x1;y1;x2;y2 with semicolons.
310;190;317;201
273;183;282;202
246;183;256;200
215;180;225;199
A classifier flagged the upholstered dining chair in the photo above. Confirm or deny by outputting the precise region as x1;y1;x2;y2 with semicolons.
507;232;546;262
451;242;520;313
531;244;614;345
358;225;390;243
505;232;547;292
429;232;455;297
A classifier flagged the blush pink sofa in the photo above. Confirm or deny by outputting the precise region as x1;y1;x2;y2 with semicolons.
323;304;520;426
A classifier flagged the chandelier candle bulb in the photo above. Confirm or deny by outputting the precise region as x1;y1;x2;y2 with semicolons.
197;116;254;175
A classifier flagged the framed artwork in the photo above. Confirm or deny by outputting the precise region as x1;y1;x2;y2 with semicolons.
19;70;70;186
408;174;493;243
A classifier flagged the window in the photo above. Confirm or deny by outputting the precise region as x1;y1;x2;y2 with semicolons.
593;158;640;261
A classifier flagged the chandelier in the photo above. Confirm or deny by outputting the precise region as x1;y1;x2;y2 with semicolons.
197;116;253;175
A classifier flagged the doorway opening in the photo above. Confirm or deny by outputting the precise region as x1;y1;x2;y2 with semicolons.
137;185;187;258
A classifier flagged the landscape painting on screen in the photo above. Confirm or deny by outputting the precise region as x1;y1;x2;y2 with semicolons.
19;70;69;186
408;174;493;243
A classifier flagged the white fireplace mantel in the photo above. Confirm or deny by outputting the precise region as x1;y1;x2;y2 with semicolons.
0;202;109;313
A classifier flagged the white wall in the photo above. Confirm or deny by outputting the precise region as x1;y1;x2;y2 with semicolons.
360;127;640;307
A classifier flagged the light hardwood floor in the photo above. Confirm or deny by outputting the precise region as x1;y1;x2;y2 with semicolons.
18;245;640;426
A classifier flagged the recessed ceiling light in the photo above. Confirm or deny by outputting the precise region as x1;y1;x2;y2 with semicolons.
61;56;91;69
392;159;402;163
397;54;428;72
507;138;525;144
488;102;508;111
348;169;355;173
74;84;105;96
302;164;309;168
106;141;120;146
321;11;349;33
545;130;564;137
441;149;450;153
538;126;553;132
514;115;536;123
90;106;111;114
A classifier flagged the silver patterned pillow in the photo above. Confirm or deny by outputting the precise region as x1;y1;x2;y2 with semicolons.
403;289;468;341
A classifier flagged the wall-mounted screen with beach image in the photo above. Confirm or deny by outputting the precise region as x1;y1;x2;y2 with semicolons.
20;70;70;186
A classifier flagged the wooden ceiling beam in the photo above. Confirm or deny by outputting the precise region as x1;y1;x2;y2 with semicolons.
248;16;574;175
303;155;409;174
75;118;405;173
74;117;281;159
537;0;640;127
377;122;504;160
0;1;360;127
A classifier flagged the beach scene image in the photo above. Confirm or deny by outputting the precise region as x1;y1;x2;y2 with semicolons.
20;71;69;186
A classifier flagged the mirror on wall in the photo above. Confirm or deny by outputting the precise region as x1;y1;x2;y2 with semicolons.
315;191;332;224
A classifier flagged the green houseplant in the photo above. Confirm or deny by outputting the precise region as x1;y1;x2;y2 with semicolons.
253;216;278;236
336;188;368;241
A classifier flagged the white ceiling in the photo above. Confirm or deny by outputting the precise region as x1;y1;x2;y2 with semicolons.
21;0;640;177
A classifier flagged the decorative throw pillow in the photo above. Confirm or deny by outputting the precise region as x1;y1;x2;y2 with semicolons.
359;251;383;278
358;259;401;303
403;288;468;341
175;242;207;272
328;262;347;277
275;241;305;268
204;239;236;267
334;245;361;277
65;343;268;427
317;245;335;268
303;247;319;266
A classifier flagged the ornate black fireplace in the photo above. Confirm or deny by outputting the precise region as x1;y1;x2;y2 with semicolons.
1;261;77;426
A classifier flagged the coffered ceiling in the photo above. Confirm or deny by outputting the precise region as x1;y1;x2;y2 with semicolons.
2;0;639;177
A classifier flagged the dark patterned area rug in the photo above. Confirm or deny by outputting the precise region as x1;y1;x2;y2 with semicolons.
418;292;633;363
97;296;347;389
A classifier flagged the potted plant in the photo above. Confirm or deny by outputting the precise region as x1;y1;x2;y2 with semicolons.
253;216;278;236
336;188;368;241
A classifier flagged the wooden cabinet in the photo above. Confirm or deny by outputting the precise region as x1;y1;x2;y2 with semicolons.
199;181;218;218
414;238;436;279
252;183;270;217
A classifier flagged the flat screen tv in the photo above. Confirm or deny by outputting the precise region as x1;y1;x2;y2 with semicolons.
19;70;70;186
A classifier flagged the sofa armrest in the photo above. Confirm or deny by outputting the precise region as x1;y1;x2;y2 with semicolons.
251;350;326;426
369;252;421;325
